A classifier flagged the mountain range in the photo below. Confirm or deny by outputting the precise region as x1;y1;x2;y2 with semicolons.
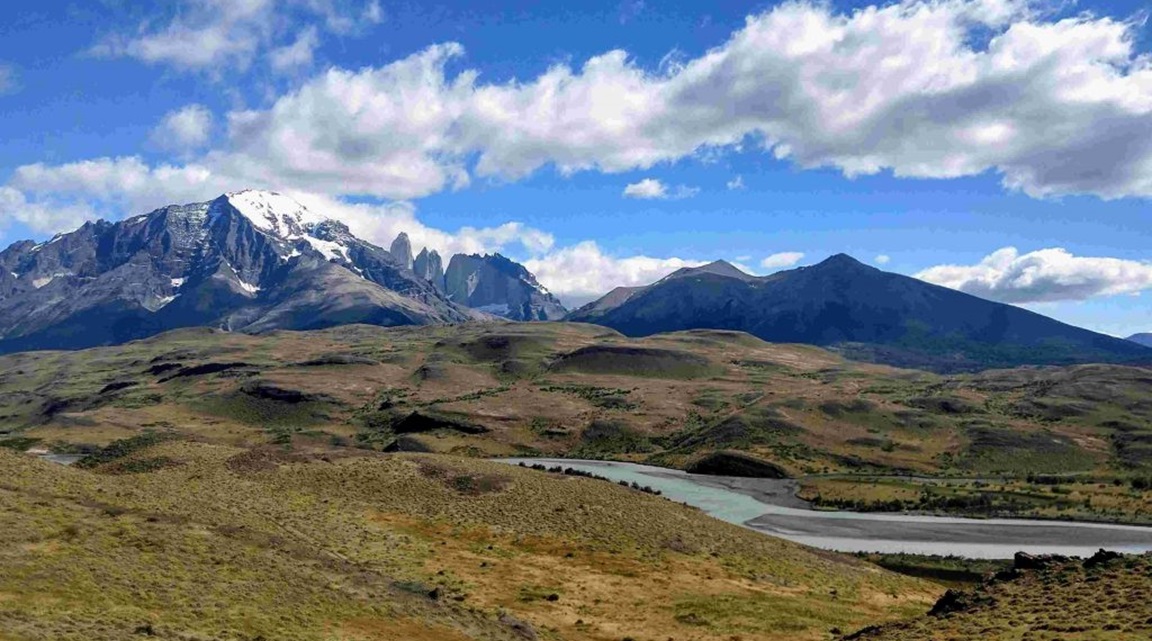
567;256;1152;372
0;191;564;353
1;190;1148;371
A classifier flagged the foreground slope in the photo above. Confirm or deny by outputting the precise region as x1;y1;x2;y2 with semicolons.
0;442;934;641
567;256;1151;372
847;552;1152;640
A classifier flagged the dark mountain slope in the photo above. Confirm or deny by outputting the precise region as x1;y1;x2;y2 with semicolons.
568;254;1151;371
1127;332;1152;348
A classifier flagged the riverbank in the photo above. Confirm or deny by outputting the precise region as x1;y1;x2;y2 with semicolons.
500;458;1152;559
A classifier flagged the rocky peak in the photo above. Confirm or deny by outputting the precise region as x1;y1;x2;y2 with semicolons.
662;259;754;283
413;247;445;291
444;253;567;321
390;232;414;270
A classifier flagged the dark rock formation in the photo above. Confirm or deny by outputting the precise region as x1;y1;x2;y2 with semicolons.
413;247;445;291
444;253;567;321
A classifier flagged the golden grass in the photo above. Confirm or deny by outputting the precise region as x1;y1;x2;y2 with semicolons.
0;442;938;640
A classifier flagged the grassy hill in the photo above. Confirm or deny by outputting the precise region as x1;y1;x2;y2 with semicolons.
2;322;1152;523
846;552;1152;640
0;441;936;641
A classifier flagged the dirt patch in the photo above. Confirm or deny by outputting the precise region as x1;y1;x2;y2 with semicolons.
416;461;511;496
225;446;308;473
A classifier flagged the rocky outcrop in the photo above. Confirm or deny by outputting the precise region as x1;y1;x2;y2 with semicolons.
444;253;567;321
389;232;414;270
413;247;445;291
685;451;789;478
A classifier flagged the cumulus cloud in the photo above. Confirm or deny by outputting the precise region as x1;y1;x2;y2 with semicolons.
152;105;214;151
916;247;1152;303
1;157;554;260
71;0;1152;202
11;0;1152;296
726;175;745;190
760;252;806;269
875;254;891;265
220;43;474;199
524;241;704;306
622;178;698;199
90;0;379;72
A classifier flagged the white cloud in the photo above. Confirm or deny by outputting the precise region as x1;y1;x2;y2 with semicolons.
270;27;320;72
0;63;17;95
524;241;703;306
622;178;698;199
152;105;214;151
362;1;384;24
220;43;473;199
916;247;1152;303
760;252;806;269
875;254;891;265
0;187;94;234
1;158;554;261
623;178;666;199
90;0;380;72
726;175;745;190
71;0;1152;203
9;157;229;215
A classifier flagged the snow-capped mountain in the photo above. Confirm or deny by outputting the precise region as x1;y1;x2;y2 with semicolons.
0;190;475;353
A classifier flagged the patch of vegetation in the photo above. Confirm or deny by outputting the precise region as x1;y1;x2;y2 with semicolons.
573;419;654;456
549;345;721;379
960;426;1097;474
847;552;1152;640
539;383;638;410
75;432;173;469
0;436;40;451
517;462;663;495
854;554;1009;590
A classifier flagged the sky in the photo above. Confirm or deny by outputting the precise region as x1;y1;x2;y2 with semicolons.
1;0;1151;335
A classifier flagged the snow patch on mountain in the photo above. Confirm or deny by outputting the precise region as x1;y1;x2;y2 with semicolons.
226;190;328;234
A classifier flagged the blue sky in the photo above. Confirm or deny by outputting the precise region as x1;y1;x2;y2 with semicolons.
2;0;1152;335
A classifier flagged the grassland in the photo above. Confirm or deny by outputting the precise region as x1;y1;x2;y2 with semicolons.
847;552;1152;640
0;440;937;641
2;322;1152;523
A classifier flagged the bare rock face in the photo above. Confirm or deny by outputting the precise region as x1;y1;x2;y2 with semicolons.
413;247;445;292
389;232;414;270
443;253;567;321
0;191;472;353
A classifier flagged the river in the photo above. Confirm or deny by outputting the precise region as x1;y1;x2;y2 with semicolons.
500;458;1152;559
